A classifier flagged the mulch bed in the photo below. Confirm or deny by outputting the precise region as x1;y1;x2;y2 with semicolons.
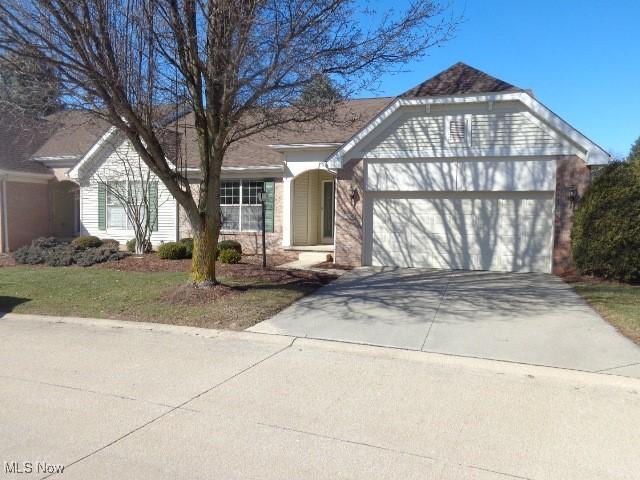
94;254;192;272
1;251;337;287
92;252;300;275
93;252;336;286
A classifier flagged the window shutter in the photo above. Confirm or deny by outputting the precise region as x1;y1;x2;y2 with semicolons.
148;182;158;232
264;180;275;233
98;183;106;230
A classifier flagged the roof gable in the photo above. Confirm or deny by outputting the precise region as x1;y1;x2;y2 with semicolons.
400;62;521;98
327;92;610;167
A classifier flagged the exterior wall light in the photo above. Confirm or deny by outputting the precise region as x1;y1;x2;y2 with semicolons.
566;185;578;209
349;182;358;206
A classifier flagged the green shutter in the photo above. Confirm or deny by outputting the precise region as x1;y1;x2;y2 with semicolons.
264;179;275;233
148;182;158;232
98;183;106;230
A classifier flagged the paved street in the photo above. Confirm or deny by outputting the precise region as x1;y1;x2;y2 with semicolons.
1;313;639;479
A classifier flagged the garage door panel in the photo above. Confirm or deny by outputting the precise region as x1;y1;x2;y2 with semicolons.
500;233;550;254
500;218;552;237
370;194;553;273
495;253;551;274
501;197;554;216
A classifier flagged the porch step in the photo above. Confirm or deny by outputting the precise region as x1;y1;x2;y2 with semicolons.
297;251;331;264
284;244;334;252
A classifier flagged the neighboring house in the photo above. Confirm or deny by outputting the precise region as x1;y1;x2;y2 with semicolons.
0;107;108;253
0;63;609;274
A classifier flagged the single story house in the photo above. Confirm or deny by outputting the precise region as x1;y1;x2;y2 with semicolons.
0;63;609;274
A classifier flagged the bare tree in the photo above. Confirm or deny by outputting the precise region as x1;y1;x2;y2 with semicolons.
0;45;62;116
0;0;460;284
92;138;167;254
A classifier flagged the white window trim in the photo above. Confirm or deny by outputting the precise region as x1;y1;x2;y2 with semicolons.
220;179;265;233
104;180;153;231
444;114;472;147
106;181;129;230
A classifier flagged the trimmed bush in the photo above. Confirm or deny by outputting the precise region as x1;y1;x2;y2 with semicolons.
179;237;194;258
13;237;129;267
45;245;75;267
101;239;120;250
71;235;103;249
157;242;188;260
74;246;127;267
218;247;241;264
32;237;65;249
572;161;640;282
217;239;242;255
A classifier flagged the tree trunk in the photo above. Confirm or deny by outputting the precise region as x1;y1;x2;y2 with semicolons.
191;215;218;284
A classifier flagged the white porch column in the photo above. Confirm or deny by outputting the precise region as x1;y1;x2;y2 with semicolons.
281;171;293;248
279;150;336;249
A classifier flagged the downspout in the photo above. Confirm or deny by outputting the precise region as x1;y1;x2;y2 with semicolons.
0;176;8;253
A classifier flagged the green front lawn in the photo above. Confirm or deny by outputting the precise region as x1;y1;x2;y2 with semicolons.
572;281;640;344
0;267;329;330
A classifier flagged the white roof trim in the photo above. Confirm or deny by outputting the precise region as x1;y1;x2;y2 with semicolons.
222;165;283;171
68;126;118;180
327;92;610;167
362;146;577;159
31;155;81;162
269;143;342;151
0;168;54;180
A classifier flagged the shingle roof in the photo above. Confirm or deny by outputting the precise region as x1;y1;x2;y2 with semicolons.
400;62;521;98
167;97;392;168
32;110;110;159
1;63;522;173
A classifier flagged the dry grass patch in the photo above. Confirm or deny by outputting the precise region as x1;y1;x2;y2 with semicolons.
568;277;640;344
0;265;335;330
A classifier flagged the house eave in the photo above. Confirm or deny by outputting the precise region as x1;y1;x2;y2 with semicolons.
326;92;611;168
31;155;82;169
183;165;284;179
269;143;343;152
0;168;55;180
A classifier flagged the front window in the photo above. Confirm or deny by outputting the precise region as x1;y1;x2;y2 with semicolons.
221;180;264;232
106;182;127;229
105;181;151;230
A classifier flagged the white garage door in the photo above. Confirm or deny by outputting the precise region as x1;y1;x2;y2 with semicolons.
368;193;554;273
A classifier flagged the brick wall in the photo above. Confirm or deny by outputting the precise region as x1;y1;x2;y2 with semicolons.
177;179;284;255
334;158;364;266
553;155;591;275
5;181;51;250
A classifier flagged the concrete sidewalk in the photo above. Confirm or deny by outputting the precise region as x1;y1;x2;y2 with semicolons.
1;313;639;479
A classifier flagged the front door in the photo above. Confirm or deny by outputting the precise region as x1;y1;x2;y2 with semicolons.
321;180;335;243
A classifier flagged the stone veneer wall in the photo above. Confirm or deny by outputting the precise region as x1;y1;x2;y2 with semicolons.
552;155;591;275
334;159;364;266
177;179;284;255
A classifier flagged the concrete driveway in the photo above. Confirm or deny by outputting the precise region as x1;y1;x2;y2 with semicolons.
249;268;640;376
1;314;639;479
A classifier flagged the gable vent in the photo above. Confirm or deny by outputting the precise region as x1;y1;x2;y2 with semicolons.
445;115;472;147
449;119;466;143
